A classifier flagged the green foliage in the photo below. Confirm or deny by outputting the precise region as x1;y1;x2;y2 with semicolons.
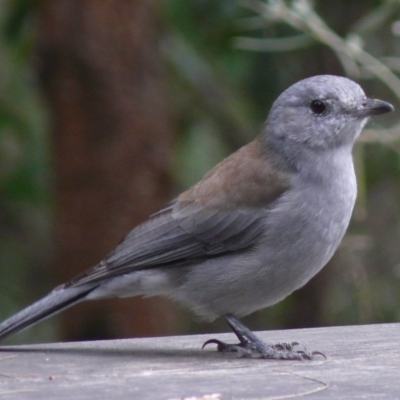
0;0;54;342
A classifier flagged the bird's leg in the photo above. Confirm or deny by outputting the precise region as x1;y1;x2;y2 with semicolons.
202;314;325;360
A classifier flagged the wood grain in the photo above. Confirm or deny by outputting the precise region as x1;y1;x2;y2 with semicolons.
0;323;399;399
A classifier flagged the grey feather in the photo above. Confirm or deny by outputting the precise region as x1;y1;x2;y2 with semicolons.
0;75;394;342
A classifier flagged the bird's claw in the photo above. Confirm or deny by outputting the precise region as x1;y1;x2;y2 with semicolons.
202;338;326;360
202;339;231;352
202;315;326;360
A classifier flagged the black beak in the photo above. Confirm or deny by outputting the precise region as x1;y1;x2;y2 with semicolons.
356;98;394;118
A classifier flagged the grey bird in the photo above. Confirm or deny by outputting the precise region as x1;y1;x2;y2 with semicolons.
0;75;394;359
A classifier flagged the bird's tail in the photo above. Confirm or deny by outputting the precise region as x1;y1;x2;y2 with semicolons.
0;284;95;342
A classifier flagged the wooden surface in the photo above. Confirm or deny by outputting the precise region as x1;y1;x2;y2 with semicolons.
0;323;399;399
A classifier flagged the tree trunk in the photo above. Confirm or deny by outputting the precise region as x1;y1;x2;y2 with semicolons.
37;0;181;340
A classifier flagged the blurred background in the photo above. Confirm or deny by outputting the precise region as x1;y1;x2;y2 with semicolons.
0;0;400;344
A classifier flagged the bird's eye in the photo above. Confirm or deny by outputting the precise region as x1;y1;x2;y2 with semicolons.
310;99;326;115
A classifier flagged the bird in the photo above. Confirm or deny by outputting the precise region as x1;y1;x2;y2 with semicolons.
0;75;394;360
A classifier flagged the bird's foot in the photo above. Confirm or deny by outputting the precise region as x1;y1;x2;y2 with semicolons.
202;338;323;360
202;314;326;360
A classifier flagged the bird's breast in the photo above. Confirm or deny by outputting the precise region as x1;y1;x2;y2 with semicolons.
263;151;357;286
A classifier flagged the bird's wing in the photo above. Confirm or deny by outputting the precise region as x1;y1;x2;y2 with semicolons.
67;138;291;287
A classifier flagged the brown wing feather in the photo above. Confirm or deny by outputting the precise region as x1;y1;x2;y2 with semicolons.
67;136;291;287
